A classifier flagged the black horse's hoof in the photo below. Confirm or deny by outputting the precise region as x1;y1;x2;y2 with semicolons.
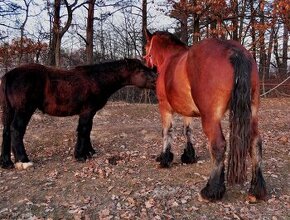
75;146;96;162
75;155;87;162
181;142;197;164
200;182;226;202
0;158;15;169
156;149;174;168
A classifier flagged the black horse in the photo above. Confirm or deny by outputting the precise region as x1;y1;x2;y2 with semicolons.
0;59;156;169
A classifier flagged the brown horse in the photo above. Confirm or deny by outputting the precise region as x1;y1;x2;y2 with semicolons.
0;59;156;170
144;29;266;202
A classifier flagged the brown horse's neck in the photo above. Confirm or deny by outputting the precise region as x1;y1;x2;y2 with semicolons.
154;44;187;68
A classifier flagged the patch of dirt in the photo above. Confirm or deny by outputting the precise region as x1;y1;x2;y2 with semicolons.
0;98;289;219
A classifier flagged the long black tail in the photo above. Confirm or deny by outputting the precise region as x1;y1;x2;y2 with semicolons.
227;49;252;185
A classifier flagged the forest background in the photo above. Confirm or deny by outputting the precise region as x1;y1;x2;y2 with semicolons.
0;0;289;101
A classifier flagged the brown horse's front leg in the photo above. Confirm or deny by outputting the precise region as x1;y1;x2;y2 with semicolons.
156;110;174;168
75;113;96;162
200;119;226;201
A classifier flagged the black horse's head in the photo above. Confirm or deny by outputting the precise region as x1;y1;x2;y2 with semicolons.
123;58;157;90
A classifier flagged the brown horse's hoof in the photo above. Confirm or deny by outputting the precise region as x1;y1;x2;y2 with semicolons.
200;182;226;202
156;149;174;168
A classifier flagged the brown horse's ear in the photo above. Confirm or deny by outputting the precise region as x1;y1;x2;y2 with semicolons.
144;28;153;41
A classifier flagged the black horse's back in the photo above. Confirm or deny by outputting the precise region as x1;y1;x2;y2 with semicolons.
1;64;47;112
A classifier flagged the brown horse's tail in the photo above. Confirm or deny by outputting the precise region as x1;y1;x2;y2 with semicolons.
227;49;252;185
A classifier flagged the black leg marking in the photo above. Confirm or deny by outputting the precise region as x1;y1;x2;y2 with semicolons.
248;139;267;200
248;167;267;200
200;166;226;201
181;142;197;164
156;147;174;168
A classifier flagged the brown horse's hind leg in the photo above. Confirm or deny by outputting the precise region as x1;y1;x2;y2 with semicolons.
181;117;197;164
248;117;267;201
200;118;226;201
156;110;174;168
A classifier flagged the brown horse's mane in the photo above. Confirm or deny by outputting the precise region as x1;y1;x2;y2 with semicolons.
153;31;187;47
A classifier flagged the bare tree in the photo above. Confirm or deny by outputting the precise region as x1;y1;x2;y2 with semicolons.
18;0;33;64
48;0;85;67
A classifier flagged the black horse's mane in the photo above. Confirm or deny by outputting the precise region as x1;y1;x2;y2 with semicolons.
154;31;187;47
74;59;141;73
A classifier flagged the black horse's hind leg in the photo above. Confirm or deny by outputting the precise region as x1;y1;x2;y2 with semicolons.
200;118;226;201
248;118;267;201
75;111;96;162
0;105;14;169
156;111;174;168
10;111;34;166
181;117;197;164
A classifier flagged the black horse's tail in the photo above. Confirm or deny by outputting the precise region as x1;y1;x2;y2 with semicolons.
227;49;252;185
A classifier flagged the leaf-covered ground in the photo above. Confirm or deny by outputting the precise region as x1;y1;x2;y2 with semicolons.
0;98;289;219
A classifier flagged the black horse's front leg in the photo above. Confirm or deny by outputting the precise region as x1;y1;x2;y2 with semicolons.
74;113;96;162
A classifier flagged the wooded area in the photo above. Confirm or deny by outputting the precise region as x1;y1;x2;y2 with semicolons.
0;0;289;99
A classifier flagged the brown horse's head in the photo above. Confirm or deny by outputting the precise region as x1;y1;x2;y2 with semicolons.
144;29;187;69
124;59;157;89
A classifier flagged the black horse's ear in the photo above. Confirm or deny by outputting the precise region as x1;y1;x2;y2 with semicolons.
144;28;153;41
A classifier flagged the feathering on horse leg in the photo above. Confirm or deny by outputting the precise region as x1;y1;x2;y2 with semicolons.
200;118;226;201
248;117;267;202
156;110;174;168
181;116;197;164
10;112;34;170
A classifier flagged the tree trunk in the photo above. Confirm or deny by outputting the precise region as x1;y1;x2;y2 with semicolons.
48;0;60;66
238;0;247;42
258;0;266;80
250;0;257;60
231;0;238;41
48;0;77;67
266;24;275;78
179;0;188;44
18;0;30;65
86;0;95;64
142;0;147;56
281;24;288;76
192;15;200;43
